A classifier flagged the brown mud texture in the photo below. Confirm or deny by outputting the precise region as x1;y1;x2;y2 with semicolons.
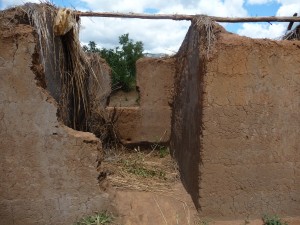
1;4;300;225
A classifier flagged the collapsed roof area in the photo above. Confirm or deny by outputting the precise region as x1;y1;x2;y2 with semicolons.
4;3;103;131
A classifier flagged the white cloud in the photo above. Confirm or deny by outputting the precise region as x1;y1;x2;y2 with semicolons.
275;1;300;31
246;0;274;5
78;0;248;54
78;0;168;12
80;0;248;16
79;17;190;54
276;3;300;16
3;0;298;53
243;0;300;38
276;0;300;4
237;22;286;39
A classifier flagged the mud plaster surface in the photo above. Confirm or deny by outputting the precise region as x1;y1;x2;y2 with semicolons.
171;22;300;220
0;18;110;225
109;57;175;145
200;32;300;219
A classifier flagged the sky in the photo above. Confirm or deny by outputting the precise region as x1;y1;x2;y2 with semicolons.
1;0;299;54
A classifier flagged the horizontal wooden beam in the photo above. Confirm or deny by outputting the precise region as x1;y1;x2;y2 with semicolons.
75;11;300;23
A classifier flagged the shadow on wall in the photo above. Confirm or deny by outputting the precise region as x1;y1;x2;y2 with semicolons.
170;20;206;210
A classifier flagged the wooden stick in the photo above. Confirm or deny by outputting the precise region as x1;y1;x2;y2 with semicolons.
75;11;300;23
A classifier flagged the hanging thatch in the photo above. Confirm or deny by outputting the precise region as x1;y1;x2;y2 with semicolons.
282;25;300;40
20;3;95;131
193;16;216;58
1;3;121;146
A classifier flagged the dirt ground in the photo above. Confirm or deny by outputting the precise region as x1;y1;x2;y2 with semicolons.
100;147;300;225
100;146;199;225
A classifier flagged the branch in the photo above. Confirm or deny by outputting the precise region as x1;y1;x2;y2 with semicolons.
75;11;300;23
75;11;193;20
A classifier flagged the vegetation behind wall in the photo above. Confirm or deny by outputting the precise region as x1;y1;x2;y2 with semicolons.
83;34;144;92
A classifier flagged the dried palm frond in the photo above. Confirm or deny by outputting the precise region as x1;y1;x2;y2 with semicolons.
89;107;121;149
194;15;216;58
282;25;300;40
21;3;95;130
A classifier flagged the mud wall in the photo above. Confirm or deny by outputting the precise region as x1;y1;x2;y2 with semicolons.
110;57;175;145
88;53;111;109
0;13;110;225
170;23;204;210
171;21;300;219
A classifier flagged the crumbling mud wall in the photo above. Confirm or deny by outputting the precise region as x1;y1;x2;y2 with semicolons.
110;57;175;145
88;54;111;109
171;20;300;220
0;9;111;225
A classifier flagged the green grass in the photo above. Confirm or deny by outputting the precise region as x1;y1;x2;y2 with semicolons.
262;214;288;225
195;218;212;225
158;146;170;158
122;159;166;180
74;211;113;225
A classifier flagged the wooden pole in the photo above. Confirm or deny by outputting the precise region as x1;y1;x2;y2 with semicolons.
75;11;300;23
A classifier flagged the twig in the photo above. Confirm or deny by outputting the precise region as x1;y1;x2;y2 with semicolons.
154;196;168;225
146;130;168;157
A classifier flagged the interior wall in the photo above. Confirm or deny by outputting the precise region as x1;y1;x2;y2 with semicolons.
109;57;176;145
170;22;205;210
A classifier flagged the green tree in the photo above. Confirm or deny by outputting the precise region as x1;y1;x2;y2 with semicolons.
83;41;99;53
83;34;144;92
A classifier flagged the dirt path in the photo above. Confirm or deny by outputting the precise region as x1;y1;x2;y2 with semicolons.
113;182;198;225
100;147;198;224
100;148;300;225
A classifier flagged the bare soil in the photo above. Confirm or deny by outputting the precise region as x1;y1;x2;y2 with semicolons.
100;146;199;225
100;147;300;225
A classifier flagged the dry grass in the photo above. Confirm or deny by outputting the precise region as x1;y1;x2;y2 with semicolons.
18;3;96;131
101;146;179;193
194;16;216;58
12;3;120;145
89;107;121;149
282;25;300;40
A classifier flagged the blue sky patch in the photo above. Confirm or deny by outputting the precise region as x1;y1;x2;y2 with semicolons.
53;0;88;10
246;2;281;17
144;8;159;14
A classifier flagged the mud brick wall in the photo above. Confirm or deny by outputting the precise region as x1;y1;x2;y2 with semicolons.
88;53;112;109
110;57;175;145
0;16;110;225
171;22;300;220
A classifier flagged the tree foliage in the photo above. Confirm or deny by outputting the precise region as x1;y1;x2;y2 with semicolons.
83;34;144;92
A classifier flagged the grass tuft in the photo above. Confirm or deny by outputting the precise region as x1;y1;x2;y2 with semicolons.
262;214;288;225
122;158;166;179
101;147;179;192
74;211;114;225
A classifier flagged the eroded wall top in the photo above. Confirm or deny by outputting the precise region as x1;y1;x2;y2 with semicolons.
0;7;111;225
